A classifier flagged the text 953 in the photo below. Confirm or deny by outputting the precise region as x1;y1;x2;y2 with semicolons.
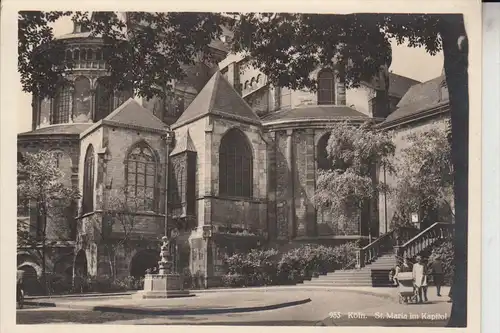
329;312;342;319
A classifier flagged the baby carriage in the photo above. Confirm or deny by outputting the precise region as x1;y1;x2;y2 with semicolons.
396;272;418;304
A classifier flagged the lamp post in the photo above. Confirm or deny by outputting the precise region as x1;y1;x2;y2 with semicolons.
159;129;174;275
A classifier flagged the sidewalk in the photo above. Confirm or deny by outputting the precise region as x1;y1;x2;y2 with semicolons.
24;290;312;315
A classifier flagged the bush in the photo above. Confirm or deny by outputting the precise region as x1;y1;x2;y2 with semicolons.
45;273;72;295
223;249;279;287
181;269;206;289
428;238;454;285
221;243;357;288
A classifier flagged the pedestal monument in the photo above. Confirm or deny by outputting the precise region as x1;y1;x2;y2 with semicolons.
134;234;190;299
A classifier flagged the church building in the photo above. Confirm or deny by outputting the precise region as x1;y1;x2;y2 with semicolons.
17;17;450;290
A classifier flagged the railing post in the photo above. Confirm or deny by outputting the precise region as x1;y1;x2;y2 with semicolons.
356;248;365;268
393;245;402;261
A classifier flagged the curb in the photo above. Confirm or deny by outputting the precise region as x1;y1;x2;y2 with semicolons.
192;286;396;300
25;286;396;301
25;292;133;300
24;297;312;315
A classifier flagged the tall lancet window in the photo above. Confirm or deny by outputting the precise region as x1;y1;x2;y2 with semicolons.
94;78;114;121
82;145;95;214
317;69;336;105
125;142;158;212
52;84;72;124
219;129;253;198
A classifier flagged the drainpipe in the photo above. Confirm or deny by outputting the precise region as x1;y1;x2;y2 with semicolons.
384;164;388;233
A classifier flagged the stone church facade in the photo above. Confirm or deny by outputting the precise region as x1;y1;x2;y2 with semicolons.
17;19;450;290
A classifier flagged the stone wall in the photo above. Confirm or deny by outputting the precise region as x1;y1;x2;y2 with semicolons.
378;114;451;234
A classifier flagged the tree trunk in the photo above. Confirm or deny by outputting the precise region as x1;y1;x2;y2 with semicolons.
41;209;48;295
439;14;468;328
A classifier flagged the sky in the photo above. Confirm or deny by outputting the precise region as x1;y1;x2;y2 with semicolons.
16;16;444;134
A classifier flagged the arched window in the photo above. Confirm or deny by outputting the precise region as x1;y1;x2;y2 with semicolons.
80;49;87;61
317;132;334;171
73;49;80;61
65;50;73;61
82;145;95;214
86;49;93;60
317;131;349;171
52;84;72;124
73;76;91;120
250;77;255;87
94;78;114;121
219;129;253;198
318;69;335;105
244;81;249;89
95;49;103;61
256;74;262;83
125;142;157;211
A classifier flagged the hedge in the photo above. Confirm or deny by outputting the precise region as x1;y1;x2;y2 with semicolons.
221;243;358;287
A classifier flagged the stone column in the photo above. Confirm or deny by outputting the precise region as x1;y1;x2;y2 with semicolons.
90;89;96;122
68;86;75;123
285;129;295;239
305;129;317;237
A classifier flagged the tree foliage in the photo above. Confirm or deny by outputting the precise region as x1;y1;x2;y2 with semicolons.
312;121;395;230
228;13;443;90
17;151;80;292
392;125;454;228
18;11;227;99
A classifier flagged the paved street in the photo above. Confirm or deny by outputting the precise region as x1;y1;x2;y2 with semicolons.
16;286;451;326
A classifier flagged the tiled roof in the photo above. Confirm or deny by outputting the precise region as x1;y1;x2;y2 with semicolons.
18;124;92;137
382;75;448;125
261;105;368;124
104;98;169;131
172;71;261;129
387;73;421;98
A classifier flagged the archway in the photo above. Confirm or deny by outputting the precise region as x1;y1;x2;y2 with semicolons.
73;250;88;291
130;249;158;278
17;264;41;295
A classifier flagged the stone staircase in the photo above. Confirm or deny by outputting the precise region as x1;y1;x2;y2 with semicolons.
302;253;397;287
301;222;454;287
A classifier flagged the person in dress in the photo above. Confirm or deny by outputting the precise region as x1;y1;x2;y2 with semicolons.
392;257;413;301
412;256;428;303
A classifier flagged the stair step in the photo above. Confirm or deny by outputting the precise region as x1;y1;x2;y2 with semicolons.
303;282;394;287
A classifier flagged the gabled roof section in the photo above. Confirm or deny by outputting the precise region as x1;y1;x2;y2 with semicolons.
104;98;168;131
170;129;196;156
172;71;261;129
81;98;169;139
382;75;448;126
363;72;420;98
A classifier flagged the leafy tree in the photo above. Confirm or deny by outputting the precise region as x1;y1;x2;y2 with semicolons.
17;151;80;293
312;121;395;238
18;12;469;326
392;126;454;228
